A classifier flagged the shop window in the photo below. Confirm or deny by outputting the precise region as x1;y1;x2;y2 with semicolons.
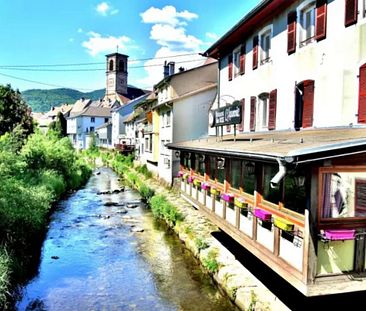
196;154;206;175
243;161;256;195
231;159;242;188
263;164;282;204
283;172;307;214
320;170;366;219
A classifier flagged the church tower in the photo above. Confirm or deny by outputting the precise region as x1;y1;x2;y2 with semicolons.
105;53;128;97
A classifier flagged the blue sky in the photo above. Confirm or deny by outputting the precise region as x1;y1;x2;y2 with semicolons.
0;0;260;92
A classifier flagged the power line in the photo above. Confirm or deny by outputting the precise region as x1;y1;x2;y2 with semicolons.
0;52;203;68
0;59;205;72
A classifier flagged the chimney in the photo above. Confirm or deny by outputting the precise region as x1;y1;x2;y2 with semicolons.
163;61;169;78
168;62;175;76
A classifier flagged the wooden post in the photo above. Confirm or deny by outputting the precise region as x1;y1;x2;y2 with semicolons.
203;190;207;206
302;209;310;283
273;226;281;256
212;194;216;213
235;205;240;229
189;182;192;197
355;229;366;273
252;191;261;241
223;200;227;220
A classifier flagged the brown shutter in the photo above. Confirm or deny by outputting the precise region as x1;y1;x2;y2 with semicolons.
268;89;277;130
252;36;258;70
287;11;297;54
238;98;245;131
250;96;256;131
302;80;315;128
345;0;358;27
315;0;327;41
228;54;233;81
358;64;366;123
239;44;246;75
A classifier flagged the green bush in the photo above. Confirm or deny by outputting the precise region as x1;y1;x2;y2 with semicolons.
150;195;184;225
203;248;220;273
0;247;10;309
195;238;209;251
139;184;155;203
136;164;152;179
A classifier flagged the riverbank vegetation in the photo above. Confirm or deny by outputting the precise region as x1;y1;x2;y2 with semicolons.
0;84;92;309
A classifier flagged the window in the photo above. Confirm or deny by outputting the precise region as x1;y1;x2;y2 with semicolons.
320;169;366;220
109;59;114;71
250;96;256;131
228;54;233;81
263;164;282;204
145;137;149;152
90;127;95;132
287;11;297;54
295;80;315;130
166;111;171;126
149;134;153;152
91;117;95;123
299;2;316;46
252;36;259;70
231;159;242;188
233;48;240;76
119;60;124;72
259;27;271;65
257;93;269;129
104;118;109;123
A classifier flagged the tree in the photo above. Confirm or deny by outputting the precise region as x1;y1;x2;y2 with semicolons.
48;112;67;137
0;84;34;137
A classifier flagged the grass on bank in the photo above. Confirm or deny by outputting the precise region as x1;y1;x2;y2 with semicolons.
0;129;92;308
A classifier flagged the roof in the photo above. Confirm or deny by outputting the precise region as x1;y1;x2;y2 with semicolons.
167;127;366;164
72;106;111;118
96;121;112;130
205;0;296;58
113;93;150;113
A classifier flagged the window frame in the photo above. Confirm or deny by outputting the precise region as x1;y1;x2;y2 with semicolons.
91;117;95;123
318;166;366;229
233;47;241;77
298;0;316;47
258;25;272;65
257;92;270;130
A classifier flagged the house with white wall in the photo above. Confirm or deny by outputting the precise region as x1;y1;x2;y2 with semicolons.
169;0;366;297
153;61;217;184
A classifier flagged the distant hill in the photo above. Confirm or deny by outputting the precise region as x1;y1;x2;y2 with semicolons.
21;88;106;112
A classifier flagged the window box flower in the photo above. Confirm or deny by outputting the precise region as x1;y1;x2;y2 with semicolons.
178;171;184;178
201;182;211;191
187;176;194;183
234;197;248;208
210;187;220;196
324;229;356;241
193;179;201;187
254;208;272;221
221;193;234;203
273;217;294;232
182;173;188;180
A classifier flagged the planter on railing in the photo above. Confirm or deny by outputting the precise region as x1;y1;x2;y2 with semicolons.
254;208;272;221
210;187;220;196
177;171;184;178
234;197;248;208
323;229;356;241
193;179;201;187
221;193;234;203
187;176;194;184
201;182;211;191
273;216;294;232
182;173;188;180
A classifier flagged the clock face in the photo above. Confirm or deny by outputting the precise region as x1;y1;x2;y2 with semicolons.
108;78;114;87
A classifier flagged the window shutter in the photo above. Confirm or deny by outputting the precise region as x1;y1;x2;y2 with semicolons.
268;89;277;130
239;44;246;75
238;98;245;131
252;36;259;70
345;0;358;27
287;11;297;54
250;96;256;131
315;0;327;41
358;63;366;123
302;80;315;128
228;54;233;81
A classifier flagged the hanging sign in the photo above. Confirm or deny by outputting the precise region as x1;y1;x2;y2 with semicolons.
210;101;242;127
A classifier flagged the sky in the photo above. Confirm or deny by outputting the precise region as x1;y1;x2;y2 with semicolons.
0;0;260;92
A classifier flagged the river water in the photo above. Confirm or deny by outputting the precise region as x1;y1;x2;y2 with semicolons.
16;167;236;311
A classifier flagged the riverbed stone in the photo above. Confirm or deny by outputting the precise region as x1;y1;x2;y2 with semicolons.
131;227;144;233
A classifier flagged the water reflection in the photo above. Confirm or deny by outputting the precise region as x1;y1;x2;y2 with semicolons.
17;167;236;311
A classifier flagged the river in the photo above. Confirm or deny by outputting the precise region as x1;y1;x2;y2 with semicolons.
16;167;237;311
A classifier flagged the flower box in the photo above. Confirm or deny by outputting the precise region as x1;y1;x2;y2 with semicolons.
193;179;201;187
210;187;220;196
273;217;294;232
254;208;272;221
221;193;234;203
234;197;248;208
324;229;356;241
182;173;188;180
201;182;211;191
187;176;194;183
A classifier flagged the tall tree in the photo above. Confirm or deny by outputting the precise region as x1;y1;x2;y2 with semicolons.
0;84;34;136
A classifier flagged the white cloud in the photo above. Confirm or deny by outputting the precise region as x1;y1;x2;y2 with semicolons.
140;6;198;26
82;31;130;56
206;32;219;40
96;2;119;16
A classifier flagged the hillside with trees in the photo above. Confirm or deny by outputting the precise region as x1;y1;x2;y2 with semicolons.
21;88;105;112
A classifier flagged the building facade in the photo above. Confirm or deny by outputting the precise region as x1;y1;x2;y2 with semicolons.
169;0;366;296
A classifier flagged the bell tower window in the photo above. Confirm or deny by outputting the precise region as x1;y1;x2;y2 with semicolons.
109;60;114;71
